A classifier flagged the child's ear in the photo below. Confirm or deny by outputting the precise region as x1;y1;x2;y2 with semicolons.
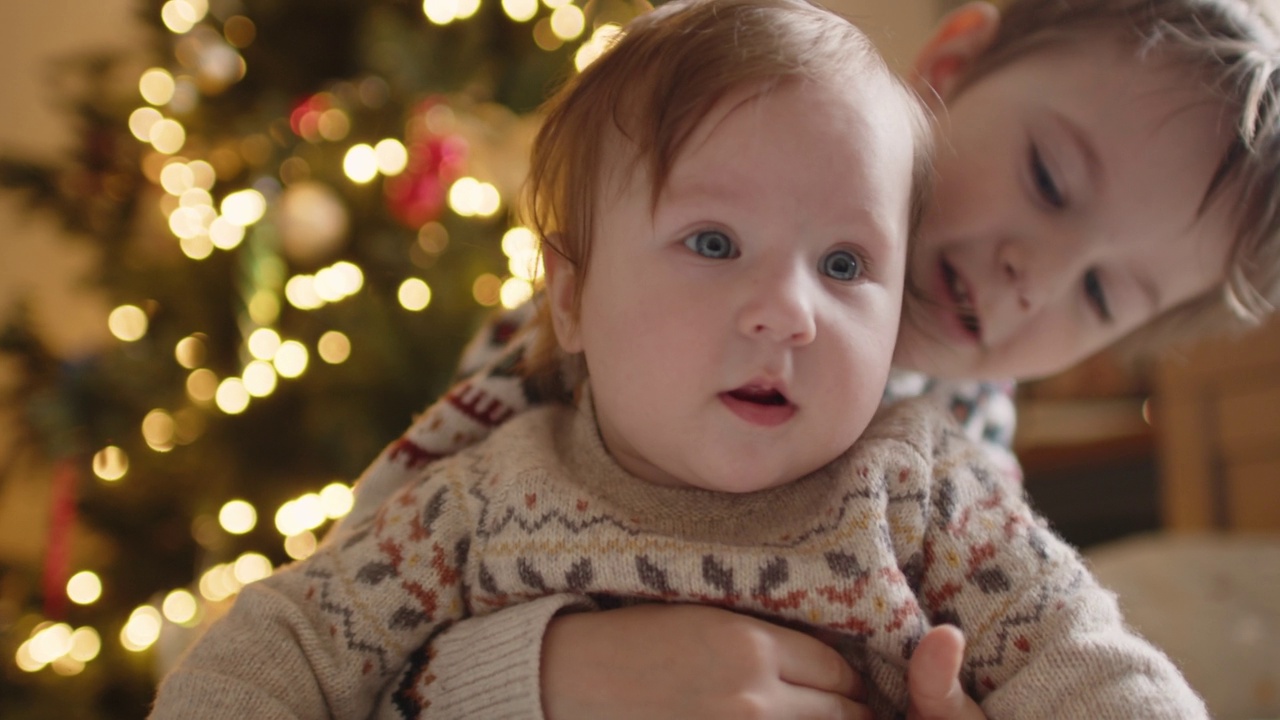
541;237;583;354
912;2;1000;106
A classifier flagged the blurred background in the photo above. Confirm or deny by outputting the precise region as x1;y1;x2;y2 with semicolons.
0;0;1277;718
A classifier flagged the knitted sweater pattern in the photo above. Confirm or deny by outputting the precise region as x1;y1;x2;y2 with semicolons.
153;396;1206;720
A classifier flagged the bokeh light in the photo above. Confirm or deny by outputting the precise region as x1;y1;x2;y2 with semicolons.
92;446;129;482
108;305;149;342
398;278;432;311
66;571;103;605
317;331;351;364
218;499;257;535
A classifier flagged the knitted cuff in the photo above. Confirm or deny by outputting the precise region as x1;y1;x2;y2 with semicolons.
425;594;595;720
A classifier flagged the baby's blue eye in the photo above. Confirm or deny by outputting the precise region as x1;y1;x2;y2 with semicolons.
683;230;738;259
820;249;862;281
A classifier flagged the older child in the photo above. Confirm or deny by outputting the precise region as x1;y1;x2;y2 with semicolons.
333;0;1280;717
151;1;1207;718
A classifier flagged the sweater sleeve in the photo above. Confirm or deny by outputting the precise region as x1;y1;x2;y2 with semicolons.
916;426;1207;720
151;470;477;720
374;593;596;719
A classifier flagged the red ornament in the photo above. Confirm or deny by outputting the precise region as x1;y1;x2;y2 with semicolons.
384;134;468;228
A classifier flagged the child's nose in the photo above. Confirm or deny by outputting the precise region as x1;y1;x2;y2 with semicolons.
738;267;817;345
997;242;1035;311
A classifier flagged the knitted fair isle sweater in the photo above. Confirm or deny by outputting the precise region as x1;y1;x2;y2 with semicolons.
151;395;1205;720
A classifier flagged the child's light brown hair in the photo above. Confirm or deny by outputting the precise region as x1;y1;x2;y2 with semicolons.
519;0;933;389
957;0;1280;354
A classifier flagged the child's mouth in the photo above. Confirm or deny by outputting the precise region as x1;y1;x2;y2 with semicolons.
720;385;795;426
941;259;981;340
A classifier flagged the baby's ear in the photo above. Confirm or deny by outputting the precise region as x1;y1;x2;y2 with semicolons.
541;236;583;354
912;2;1000;106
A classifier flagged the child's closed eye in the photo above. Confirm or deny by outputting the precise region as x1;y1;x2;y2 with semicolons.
1084;269;1112;322
1029;143;1066;209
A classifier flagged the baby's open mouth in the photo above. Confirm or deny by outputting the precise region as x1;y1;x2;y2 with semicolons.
726;386;789;406
942;259;981;340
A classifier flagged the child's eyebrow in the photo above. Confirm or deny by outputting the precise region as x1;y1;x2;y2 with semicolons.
1050;109;1105;192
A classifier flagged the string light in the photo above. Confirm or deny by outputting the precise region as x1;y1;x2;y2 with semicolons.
398;278;432;311
343;144;378;183
502;0;538;21
317;331;351;364
473;273;502;306
374;139;408;176
575;23;622;71
209;216;246;249
149;118;187;154
142;409;177;452
242;359;278;397
66;571;103;605
162;590;199;625
160;162;195;194
92;446;129;482
68;627;101;663
273;340;309;378
28;624;73;666
233;553;273;584
218;500;257;534
129;107;164;142
120;606;162;652
247;327;282;360
187;368;218;403
285;275;324;310
221;189;267;226
283;531;318;560
179;234;215;260
500;277;535;309
108;305;148;342
320;482;355;518
139;69;177;106
215;377;250;414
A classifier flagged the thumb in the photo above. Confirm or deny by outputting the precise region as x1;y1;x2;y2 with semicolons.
907;625;975;720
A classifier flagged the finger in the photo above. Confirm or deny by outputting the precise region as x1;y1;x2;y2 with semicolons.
907;625;972;720
780;684;875;720
769;625;864;700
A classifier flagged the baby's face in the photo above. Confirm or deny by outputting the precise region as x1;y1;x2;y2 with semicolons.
896;36;1237;381
549;76;917;493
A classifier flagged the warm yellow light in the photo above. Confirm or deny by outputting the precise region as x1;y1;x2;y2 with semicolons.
218;499;257;534
242;359;278;397
215;377;250;414
162;589;198;624
150;118;187;154
161;0;197;33
179;188;213;210
233;552;273;584
314;266;347;302
67;571;103;605
296;493;327;531
318;108;351;142
248;290;280;325
29;624;73;665
198;564;235;602
343;144;378;184
475;182;501;217
15;640;44;673
221;189;267;226
549;4;585;40
398;278;432;311
447;177;482;216
142;409;177;452
334;261;365;295
51;655;85;677
188;159;216;189
502;0;537;21
246;327;281;360
501;226;536;256
129;107;164;142
320;482;355;518
285;275;323;310
274;500;302;536
500;277;535;309
423;0;460;25
274;340;309;378
187;368;218;403
121;606;162;652
108;304;148;342
168;206;204;240
575;23;622;71
68;627;101;663
160;162;195;194
283;531;318;560
174;335;205;369
473;273;502;307
179;234;215;261
140;68;176;106
209;216;246;249
533;17;563;51
317;331;351;364
508;252;543;281
374;139;408;176
92;446;129;482
542;0;570;8
456;0;481;20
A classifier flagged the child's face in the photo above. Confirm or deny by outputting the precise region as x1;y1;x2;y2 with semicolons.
546;77;916;493
895;31;1238;380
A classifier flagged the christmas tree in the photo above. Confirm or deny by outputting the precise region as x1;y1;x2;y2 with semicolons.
0;0;643;716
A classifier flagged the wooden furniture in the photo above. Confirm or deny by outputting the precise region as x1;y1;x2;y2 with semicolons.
1155;314;1280;532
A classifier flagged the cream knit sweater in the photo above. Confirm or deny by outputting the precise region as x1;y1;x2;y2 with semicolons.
151;397;1205;719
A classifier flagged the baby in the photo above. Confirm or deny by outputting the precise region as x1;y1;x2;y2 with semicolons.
152;1;1206;718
